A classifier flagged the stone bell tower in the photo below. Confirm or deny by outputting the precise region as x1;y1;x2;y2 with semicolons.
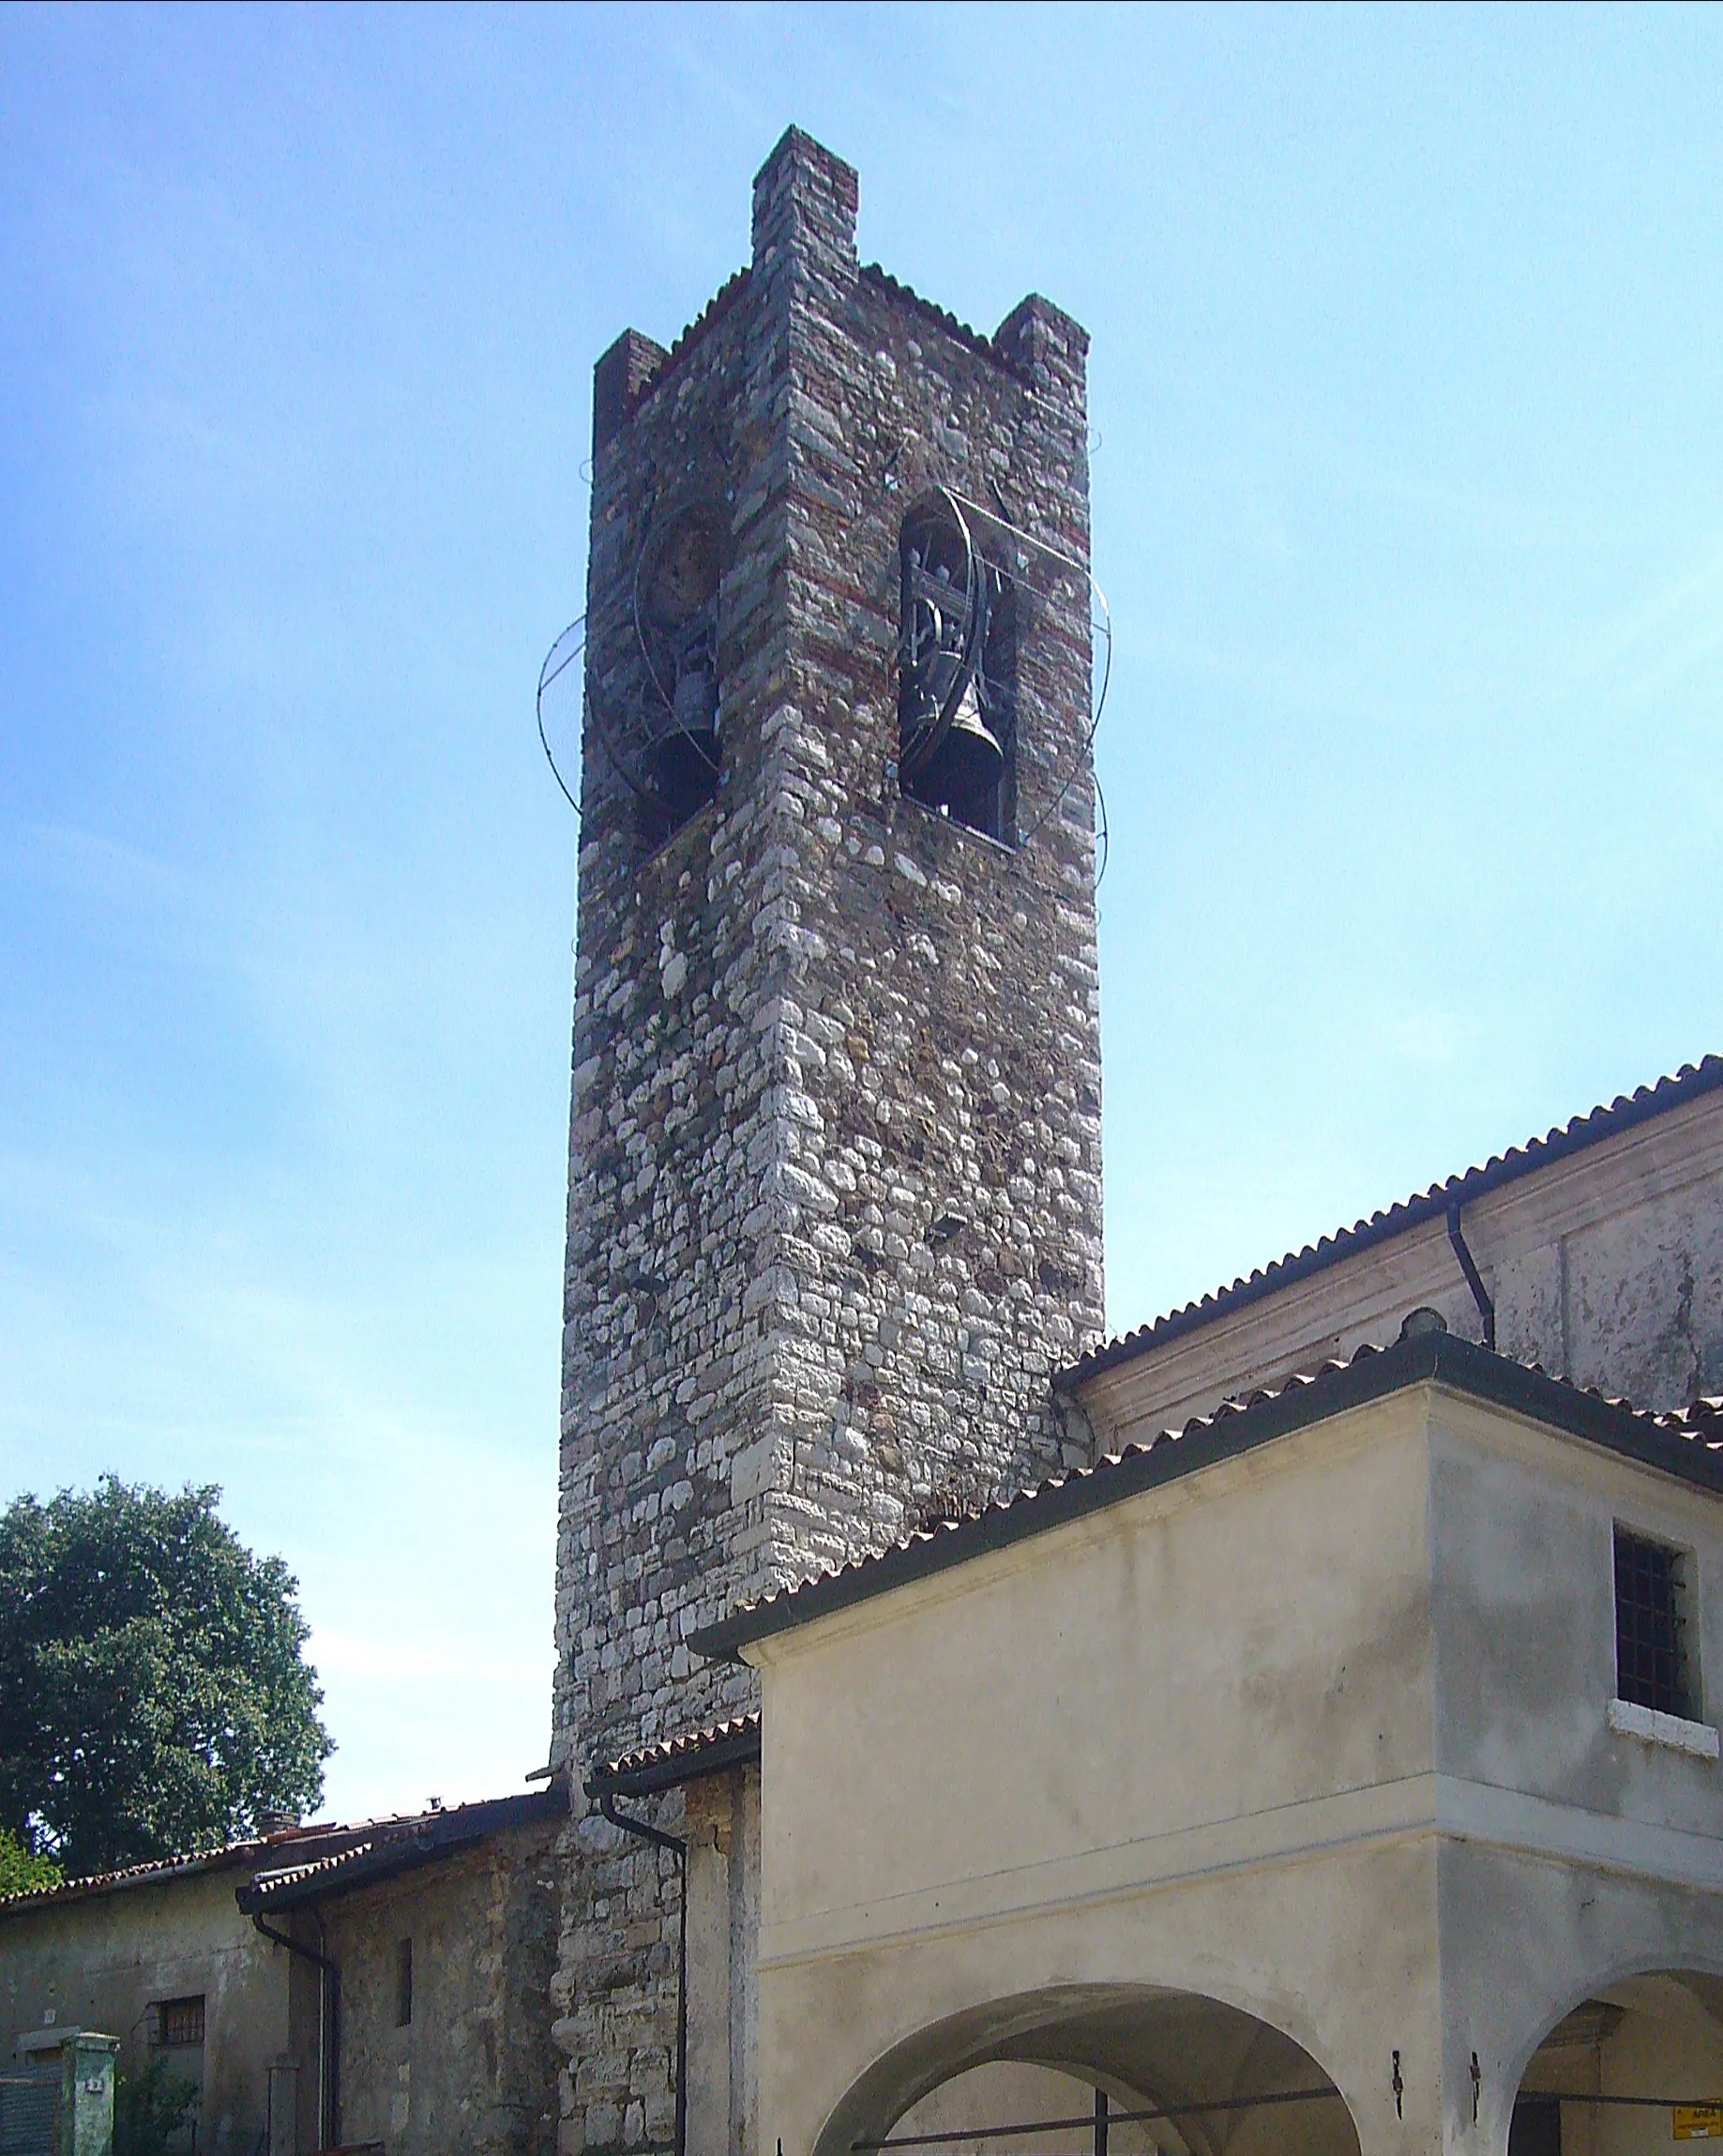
552;128;1106;1784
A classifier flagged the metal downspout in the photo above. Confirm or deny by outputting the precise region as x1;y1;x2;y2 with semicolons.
1445;1200;1496;1349
596;1789;688;2156
314;1906;340;2146
250;1909;340;2148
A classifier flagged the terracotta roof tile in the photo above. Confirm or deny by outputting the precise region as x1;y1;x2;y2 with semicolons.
2;1789;568;1920
589;1713;762;1796
0;1821;364;1918
1065;1056;1723;1387
692;1332;1723;1663
237;1787;567;1911
247;1840;377;1897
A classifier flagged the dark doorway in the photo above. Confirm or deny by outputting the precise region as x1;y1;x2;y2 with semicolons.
1509;2095;1562;2156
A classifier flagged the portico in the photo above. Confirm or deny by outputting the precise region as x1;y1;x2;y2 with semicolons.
694;1333;1723;2156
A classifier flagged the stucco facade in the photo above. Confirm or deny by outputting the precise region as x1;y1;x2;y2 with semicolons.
692;1341;1723;2156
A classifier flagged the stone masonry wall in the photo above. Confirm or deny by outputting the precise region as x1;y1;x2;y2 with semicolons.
551;129;1106;2153
326;1827;562;2156
555;124;1103;1775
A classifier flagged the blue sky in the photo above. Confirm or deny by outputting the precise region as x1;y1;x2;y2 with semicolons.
3;4;1720;1822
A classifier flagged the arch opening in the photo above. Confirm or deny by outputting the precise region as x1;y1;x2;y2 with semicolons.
1510;1969;1723;2156
813;1984;1362;2156
897;490;1015;843
634;496;725;845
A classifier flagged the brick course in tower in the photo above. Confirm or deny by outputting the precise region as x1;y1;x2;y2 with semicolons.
551;128;1105;2153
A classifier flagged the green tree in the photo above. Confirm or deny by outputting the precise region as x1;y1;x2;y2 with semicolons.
0;1826;61;1897
0;1478;333;1875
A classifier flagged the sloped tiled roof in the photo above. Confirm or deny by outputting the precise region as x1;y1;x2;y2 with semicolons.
0;1820;369;1919
588;1713;762;1798
2;1790;568;1921
1065;1056;1723;1389
692;1331;1723;1664
237;1787;567;1912
244;1839;378;1900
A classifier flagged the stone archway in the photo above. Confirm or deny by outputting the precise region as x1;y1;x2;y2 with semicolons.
809;1983;1363;2156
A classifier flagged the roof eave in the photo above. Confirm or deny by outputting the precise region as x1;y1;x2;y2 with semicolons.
587;1718;763;1799
692;1334;1723;1664
235;1786;567;1915
1063;1055;1723;1390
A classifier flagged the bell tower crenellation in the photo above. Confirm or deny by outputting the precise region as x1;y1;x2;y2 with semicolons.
553;126;1106;1780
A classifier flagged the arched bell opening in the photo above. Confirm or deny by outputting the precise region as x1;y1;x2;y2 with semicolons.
635;498;725;846
813;1983;1361;2156
897;492;1015;843
1509;1970;1723;2156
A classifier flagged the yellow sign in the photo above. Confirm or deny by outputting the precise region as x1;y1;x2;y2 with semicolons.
1673;2107;1723;2141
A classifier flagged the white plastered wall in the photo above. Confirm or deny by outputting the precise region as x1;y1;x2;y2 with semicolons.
738;1383;1723;2156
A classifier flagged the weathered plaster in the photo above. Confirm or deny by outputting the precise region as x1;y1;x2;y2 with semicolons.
325;1828;563;2156
1079;1093;1723;1447
0;1868;292;2155
740;1385;1723;2156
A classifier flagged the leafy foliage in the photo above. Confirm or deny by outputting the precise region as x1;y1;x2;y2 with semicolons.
0;1478;332;1875
0;1825;62;1897
114;2051;200;2156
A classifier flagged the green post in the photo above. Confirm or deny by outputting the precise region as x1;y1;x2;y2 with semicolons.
59;2033;117;2156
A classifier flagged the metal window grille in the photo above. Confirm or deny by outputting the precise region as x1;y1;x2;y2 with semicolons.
157;1997;204;2049
1614;1526;1694;1719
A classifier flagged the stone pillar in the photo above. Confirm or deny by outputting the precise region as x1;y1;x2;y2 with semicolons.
750;127;858;277
58;2033;117;2156
685;1818;732;2155
593;329;671;457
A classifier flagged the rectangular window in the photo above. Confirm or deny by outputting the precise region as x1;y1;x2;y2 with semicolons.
1614;1525;1697;1719
155;1997;204;2049
396;1937;413;2029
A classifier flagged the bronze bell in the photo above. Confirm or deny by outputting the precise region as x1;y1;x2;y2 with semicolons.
919;676;1004;826
652;648;719;825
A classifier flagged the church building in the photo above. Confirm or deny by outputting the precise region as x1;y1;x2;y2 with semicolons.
550;128;1723;2156
3;125;1720;2156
